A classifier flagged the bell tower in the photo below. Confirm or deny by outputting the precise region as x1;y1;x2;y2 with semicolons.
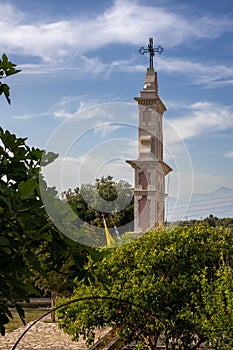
126;38;172;232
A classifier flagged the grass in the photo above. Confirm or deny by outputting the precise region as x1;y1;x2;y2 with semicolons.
6;309;49;333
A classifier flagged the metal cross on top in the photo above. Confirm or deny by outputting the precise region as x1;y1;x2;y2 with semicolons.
139;37;163;68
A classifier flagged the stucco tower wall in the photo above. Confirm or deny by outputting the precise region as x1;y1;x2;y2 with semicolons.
126;67;172;232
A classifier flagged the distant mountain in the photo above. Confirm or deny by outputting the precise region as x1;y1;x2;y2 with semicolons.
166;187;233;222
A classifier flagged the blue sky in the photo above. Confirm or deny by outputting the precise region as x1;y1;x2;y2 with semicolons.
1;0;233;203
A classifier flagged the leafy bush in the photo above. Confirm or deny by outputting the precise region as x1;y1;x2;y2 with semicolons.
57;224;233;350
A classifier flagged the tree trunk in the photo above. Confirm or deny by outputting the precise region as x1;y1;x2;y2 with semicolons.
51;290;56;322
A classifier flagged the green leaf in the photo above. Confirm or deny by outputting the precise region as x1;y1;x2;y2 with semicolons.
30;147;43;161
30;230;51;241
2;247;12;254
15;304;26;325
0;53;21;104
0;236;10;246
0;53;21;77
18;178;38;199
0;83;10;104
0;194;11;209
0;313;9;336
40;151;59;166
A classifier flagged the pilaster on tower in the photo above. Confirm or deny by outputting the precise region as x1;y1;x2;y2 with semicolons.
126;45;172;233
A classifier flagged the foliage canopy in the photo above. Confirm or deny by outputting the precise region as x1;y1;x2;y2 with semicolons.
58;224;233;350
64;175;134;244
0;128;102;335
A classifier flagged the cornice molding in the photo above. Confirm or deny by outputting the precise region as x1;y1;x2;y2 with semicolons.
134;97;166;114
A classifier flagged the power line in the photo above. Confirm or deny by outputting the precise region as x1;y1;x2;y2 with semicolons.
168;198;233;214
168;206;233;219
166;194;233;209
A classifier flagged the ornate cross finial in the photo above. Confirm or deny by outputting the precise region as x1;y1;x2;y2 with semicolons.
139;37;163;68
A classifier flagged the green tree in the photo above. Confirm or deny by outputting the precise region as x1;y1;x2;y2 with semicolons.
0;54;20;104
64;176;134;234
0;128;54;334
203;214;219;227
57;224;233;350
0;128;102;335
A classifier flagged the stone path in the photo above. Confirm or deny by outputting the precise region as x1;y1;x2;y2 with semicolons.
0;318;109;350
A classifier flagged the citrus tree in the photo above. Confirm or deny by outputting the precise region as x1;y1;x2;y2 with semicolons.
57;224;233;350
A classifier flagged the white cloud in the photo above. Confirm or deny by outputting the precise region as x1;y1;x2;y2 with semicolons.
18;56;145;80
93;123;122;137
165;101;233;142
3;0;230;87
51;96;117;120
19;56;233;90
163;101;233;198
19;54;233;90
0;0;232;62
159;57;233;86
52;100;138;130
225;150;233;158
53;110;73;119
14;114;34;120
13;111;51;120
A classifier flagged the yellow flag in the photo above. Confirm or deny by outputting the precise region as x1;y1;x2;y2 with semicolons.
103;217;114;247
